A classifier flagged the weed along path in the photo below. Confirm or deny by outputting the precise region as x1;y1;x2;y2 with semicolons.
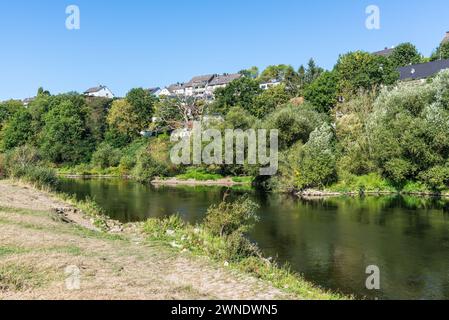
0;180;289;300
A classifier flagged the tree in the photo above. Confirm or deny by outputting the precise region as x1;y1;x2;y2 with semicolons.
283;67;302;96
0;100;22;129
126;88;156;127
368;71;449;186
0;108;33;151
335;51;399;98
297;123;337;189
259;64;292;82
107;99;141;139
304;71;338;113
389;43;422;67
40;100;94;164
252;84;290;118
264;104;328;150
431;42;449;61
213;77;261;115
305;58;323;84
239;66;259;79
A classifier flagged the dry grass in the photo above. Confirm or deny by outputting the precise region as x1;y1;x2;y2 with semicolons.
0;180;289;300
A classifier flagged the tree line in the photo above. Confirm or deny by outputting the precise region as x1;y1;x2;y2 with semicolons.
1;40;448;193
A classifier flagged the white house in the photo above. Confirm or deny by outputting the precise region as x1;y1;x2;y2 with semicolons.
84;86;115;99
259;79;282;90
184;75;215;97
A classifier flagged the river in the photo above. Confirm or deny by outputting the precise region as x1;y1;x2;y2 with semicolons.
58;178;449;300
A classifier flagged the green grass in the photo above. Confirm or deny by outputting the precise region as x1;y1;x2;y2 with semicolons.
0;246;28;257
231;176;254;184
176;168;223;181
327;173;397;194
58;165;122;177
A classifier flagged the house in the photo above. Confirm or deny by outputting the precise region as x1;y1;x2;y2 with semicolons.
206;73;242;95
184;75;215;97
22;97;35;107
147;87;161;96
373;47;394;57
84;85;115;99
398;59;449;81
259;79;282;90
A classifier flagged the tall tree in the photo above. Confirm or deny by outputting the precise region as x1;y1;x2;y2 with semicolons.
40;100;93;164
389;43;422;67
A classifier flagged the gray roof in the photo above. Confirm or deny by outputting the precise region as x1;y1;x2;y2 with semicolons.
373;47;394;57
184;74;215;88
167;83;184;92
398;59;449;81
147;87;161;94
208;73;242;86
84;86;107;94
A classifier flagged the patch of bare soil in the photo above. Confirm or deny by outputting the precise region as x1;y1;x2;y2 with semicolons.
0;180;289;300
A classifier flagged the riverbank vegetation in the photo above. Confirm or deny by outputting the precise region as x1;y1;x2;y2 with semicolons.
143;196;347;300
0;40;448;195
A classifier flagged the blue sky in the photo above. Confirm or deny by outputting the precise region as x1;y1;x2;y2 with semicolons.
1;0;448;100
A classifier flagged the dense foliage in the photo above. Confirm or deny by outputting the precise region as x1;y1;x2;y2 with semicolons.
1;41;448;194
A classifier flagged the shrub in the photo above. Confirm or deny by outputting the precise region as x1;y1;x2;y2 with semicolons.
204;196;259;237
91;143;122;169
419;165;449;192
2;146;58;189
297;124;337;189
263;104;328;150
177;168;223;181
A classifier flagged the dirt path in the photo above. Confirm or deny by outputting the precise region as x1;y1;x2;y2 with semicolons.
0;180;289;300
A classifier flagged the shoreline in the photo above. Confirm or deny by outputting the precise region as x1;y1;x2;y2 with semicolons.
59;174;448;198
297;189;449;199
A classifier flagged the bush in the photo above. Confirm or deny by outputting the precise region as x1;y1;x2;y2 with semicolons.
91;143;122;169
297;124;337;189
263;104;327;150
419;165;449;192
177;168;223;181
204;196;259;237
2;146;58;188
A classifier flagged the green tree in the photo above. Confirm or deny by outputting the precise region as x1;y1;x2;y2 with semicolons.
431;42;449;61
213;77;261;115
239;66;259;79
126;88;156;126
107;99;144;140
389;43;422;68
297;123;337;189
305;58;323;84
304;71;338;113
259;64;292;82
0;108;33;151
252;84;290;118
40;100;93;164
264;104;328;150
335;51;399;98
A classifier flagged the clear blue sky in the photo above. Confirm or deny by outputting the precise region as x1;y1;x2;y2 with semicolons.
1;0;448;100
